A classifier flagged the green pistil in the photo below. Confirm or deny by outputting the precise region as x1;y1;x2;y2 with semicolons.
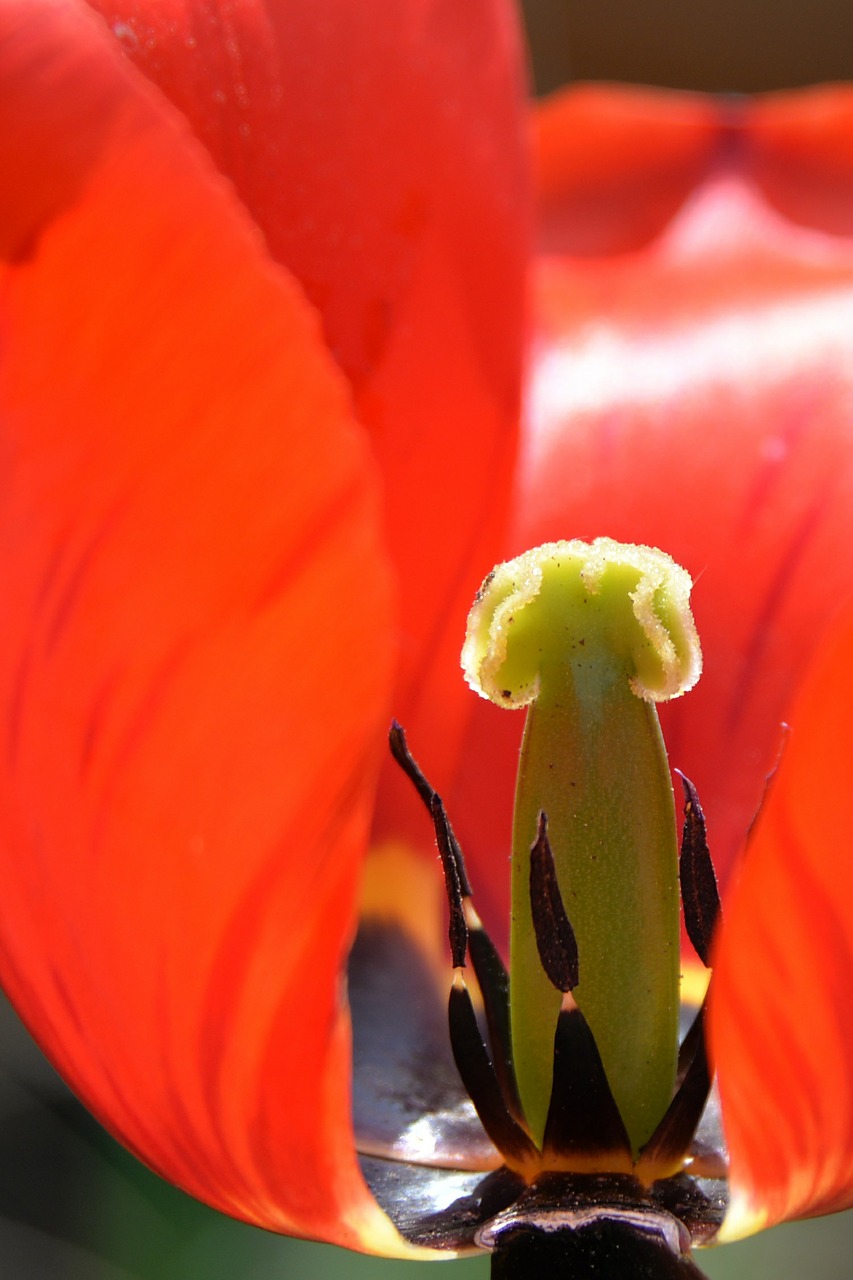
462;539;702;1152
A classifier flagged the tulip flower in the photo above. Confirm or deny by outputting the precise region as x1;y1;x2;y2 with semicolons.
2;0;853;1275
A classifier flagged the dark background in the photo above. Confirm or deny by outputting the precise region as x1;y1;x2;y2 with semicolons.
521;0;853;94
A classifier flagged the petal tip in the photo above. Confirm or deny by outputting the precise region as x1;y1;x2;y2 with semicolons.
717;1190;769;1244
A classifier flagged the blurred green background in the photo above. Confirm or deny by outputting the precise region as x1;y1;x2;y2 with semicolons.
6;2;853;1277
3;976;853;1278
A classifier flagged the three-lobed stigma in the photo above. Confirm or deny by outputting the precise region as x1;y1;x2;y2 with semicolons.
462;540;703;1149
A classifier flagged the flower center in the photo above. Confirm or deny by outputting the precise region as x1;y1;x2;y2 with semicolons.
391;538;718;1187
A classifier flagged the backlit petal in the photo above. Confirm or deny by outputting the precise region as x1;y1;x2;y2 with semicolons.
84;0;532;813
451;86;853;929
712;605;853;1234
535;83;721;255
747;86;853;237
0;0;403;1252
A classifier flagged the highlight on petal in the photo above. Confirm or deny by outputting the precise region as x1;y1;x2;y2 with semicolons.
712;603;853;1236
0;0;408;1254
451;85;853;921
84;0;532;822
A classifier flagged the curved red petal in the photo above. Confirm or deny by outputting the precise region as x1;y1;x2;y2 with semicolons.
83;0;531;827
451;87;853;929
535;83;853;252
535;83;721;255
0;0;404;1252
746;86;853;236
712;605;853;1235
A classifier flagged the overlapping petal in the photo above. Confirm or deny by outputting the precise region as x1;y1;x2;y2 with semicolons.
712;604;853;1235
83;0;531;823
0;0;402;1252
0;0;530;1255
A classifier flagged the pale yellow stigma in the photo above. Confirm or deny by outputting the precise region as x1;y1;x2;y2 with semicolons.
462;537;702;709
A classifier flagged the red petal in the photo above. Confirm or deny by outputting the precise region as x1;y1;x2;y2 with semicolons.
535;83;721;255
451;86;853;927
534;83;853;252
85;0;531;814
0;0;403;1252
711;605;853;1234
747;86;853;236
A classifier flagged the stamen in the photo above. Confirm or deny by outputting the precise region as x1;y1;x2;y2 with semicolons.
676;1004;705;1085
542;994;633;1167
529;813;579;994
390;722;521;1119
676;774;721;967
637;1006;712;1177
430;793;469;969
528;819;633;1166
389;720;471;891
466;909;524;1122
389;719;436;819
448;974;538;1168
